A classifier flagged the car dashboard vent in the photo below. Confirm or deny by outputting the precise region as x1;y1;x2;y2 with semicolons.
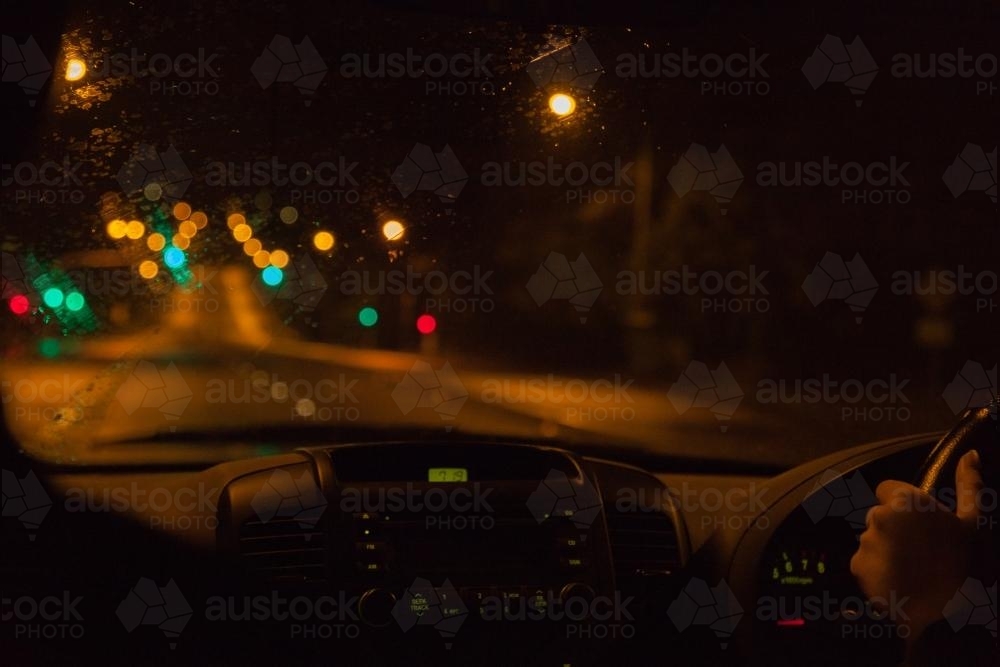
238;517;328;584
605;505;681;590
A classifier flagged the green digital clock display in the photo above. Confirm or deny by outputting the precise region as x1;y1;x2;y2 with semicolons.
428;468;469;482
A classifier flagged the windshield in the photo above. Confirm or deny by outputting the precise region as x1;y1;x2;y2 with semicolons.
2;1;995;467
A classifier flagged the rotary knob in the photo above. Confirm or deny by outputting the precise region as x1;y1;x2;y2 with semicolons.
559;582;596;604
359;588;397;627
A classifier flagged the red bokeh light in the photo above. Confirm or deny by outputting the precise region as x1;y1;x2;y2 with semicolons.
9;295;30;316
416;314;437;335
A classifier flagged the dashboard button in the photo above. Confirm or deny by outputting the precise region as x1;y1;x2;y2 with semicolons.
463;587;497;617
359;588;397;627
560;556;590;570
527;589;551;614
501;588;526;615
557;536;584;551
355;541;385;555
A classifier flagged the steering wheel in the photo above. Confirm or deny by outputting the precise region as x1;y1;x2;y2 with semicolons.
917;398;997;499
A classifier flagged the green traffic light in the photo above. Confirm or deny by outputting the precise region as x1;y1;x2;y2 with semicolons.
65;292;85;312
42;288;64;308
358;307;379;327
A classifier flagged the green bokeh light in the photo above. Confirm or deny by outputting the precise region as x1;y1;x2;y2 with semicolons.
39;338;61;358
42;288;64;308
358;307;379;327
65;292;85;312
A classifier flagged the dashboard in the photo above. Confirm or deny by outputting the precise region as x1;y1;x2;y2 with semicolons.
213;442;688;664
9;433;945;665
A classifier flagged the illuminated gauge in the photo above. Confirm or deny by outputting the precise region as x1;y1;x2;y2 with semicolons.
770;549;828;587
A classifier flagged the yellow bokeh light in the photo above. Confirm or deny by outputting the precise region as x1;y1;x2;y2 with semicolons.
107;219;127;239
172;202;192;220
548;93;577;117
279;206;299;224
179;220;198;238
138;261;159;280
65;59;87;82
227;213;246;229
125;220;145;240
382;220;405;241
190;211;208;229
270;250;290;269
233;223;253;242
313;231;335;252
172;234;191;250
147;233;166;252
143;183;163;201
253;250;272;268
243;238;262;256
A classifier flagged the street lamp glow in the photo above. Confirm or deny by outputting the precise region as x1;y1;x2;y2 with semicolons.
548;93;576;117
270;250;290;268
313;231;335;252
65;59;86;82
233;223;253;242
125;220;146;240
107;219;127;239
139;261;159;279
147;233;166;252
382;220;405;241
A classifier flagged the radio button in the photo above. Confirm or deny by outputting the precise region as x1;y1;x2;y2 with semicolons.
557;536;584;551
501;588;526;615
560;556;590;570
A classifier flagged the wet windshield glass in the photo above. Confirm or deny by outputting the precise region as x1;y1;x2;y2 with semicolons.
1;1;995;466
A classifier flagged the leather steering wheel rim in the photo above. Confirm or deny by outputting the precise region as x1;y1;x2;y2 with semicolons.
916;398;997;495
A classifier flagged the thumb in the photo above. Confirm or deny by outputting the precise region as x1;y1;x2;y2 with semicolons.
955;450;984;522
